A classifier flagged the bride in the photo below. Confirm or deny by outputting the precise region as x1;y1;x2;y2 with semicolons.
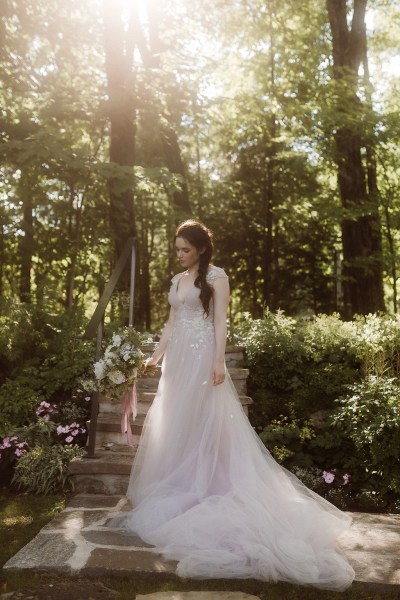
111;220;355;591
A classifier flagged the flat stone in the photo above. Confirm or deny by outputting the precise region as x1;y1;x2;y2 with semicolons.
352;511;400;529
42;509;110;531
67;494;125;509
0;581;120;600
3;532;76;572
346;551;400;584
339;524;400;553
83;548;177;574
137;594;259;600
82;529;154;548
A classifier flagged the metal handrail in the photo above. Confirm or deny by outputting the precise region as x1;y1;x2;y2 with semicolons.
84;237;136;458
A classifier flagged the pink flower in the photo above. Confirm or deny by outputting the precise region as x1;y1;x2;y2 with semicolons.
65;436;74;443
342;473;350;485
15;448;25;457
85;396;91;402
71;430;79;436
322;471;335;484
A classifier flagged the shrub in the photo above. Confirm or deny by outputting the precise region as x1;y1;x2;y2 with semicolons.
0;304;94;435
236;310;305;392
12;444;85;494
331;375;400;503
259;411;315;469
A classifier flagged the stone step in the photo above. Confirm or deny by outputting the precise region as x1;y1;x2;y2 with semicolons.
94;414;145;446
94;395;253;446
70;448;137;495
95;395;253;448
142;343;245;367
137;367;249;394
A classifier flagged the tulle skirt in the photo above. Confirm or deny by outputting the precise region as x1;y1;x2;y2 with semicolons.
110;319;355;591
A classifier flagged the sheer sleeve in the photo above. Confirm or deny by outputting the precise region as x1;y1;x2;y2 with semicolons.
171;273;183;285
206;266;228;284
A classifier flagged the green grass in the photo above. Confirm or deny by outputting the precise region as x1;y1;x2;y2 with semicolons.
0;487;398;600
0;485;69;570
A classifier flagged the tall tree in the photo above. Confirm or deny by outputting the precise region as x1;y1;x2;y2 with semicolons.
103;0;138;297
326;0;385;315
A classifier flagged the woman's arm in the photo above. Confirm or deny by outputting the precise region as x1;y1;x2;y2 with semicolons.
146;306;176;367
212;276;230;385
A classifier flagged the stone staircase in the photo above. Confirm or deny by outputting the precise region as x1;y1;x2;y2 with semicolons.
70;345;252;495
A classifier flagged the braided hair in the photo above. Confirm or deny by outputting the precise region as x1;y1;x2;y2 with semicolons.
175;220;214;316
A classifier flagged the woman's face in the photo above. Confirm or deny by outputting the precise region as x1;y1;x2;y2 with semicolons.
175;236;203;270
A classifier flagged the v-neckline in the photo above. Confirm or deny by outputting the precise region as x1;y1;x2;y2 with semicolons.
176;271;193;304
175;266;215;304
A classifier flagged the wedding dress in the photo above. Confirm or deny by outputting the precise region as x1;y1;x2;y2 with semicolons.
111;266;355;591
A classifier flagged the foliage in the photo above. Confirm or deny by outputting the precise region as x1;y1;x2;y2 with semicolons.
259;411;315;468
238;312;400;510
0;303;93;436
234;310;305;392
290;466;353;511
12;444;85;495
331;375;400;500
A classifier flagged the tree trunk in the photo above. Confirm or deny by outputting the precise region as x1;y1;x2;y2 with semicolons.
159;122;192;223
103;0;140;320
326;0;384;316
65;187;83;309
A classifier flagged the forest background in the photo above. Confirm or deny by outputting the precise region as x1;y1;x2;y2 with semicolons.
1;0;400;329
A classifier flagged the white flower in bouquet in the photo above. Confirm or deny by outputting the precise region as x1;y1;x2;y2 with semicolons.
94;359;106;380
112;334;122;347
108;369;126;385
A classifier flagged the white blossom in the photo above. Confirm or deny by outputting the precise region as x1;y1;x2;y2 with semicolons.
112;334;122;347
94;360;106;380
108;369;126;384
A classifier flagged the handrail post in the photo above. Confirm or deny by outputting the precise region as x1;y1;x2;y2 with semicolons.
87;321;103;458
83;237;136;458
128;244;136;327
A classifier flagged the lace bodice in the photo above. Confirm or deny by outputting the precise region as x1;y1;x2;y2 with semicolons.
168;266;228;324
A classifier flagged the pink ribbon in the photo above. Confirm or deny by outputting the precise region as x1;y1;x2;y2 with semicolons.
120;384;138;447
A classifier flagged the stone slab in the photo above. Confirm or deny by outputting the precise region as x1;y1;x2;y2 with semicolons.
4;493;400;590
0;582;120;600
3;532;76;573
67;494;125;510
42;509;110;531
83;548;178;575
82;529;154;548
137;594;259;600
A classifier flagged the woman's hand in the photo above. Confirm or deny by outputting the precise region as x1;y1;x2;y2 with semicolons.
212;359;226;386
144;356;158;372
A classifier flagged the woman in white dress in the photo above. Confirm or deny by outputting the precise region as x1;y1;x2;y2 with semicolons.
112;220;355;591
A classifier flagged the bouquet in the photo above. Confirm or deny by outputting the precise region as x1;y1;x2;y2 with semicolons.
93;327;154;401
